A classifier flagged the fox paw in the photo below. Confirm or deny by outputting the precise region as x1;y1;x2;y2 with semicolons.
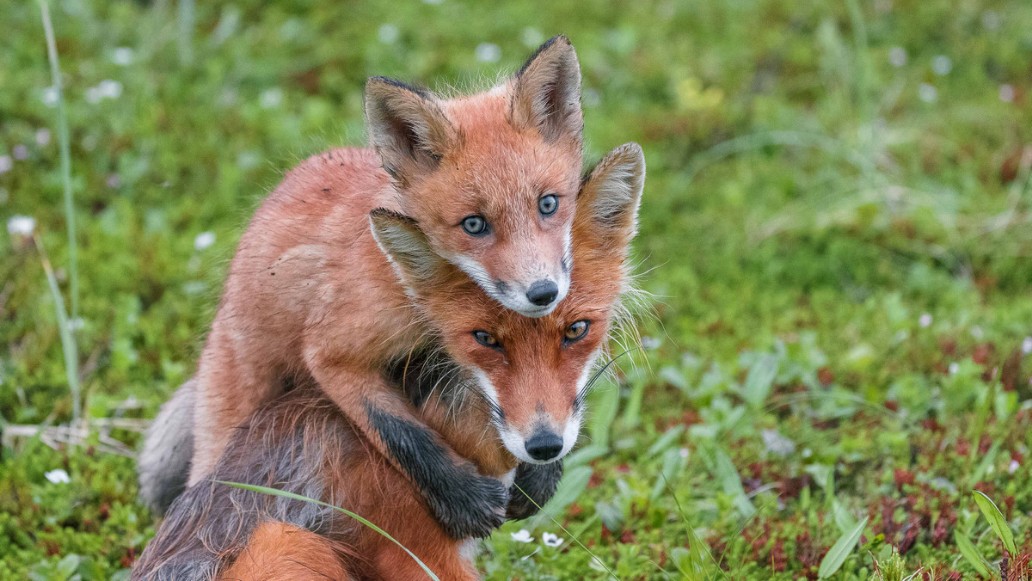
426;471;509;539
506;461;564;520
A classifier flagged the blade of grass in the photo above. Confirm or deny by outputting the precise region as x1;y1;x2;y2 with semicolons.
34;234;80;422
39;0;78;323
217;481;440;581
972;490;1017;555
953;529;991;577
817;516;868;579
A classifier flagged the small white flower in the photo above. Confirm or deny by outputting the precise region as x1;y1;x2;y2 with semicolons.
762;429;796;458
948;362;960;375
919;313;932;328
13;145;29;160
259;88;283;109
678;447;690;459
475;43;501;63
918;83;938;103
510;529;533;543
971;326;984;339
888;47;907;68
7;215;36;237
1021;336;1032;354
542;532;563;547
0;155;12;174
98;79;123;99
931;55;952;76
112;47;135;66
521;27;544;48
982;10;1001;31
42;86;59;107
35;129;52;146
194;231;216;251
1000;84;1015;103
45;469;70;484
378;24;399;44
1009;459;1020;474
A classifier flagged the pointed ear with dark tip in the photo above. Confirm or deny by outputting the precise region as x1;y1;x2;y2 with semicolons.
365;77;458;185
578;143;646;242
369;208;449;289
510;35;583;144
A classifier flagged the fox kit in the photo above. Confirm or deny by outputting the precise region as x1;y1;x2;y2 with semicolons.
184;36;585;537
132;144;646;580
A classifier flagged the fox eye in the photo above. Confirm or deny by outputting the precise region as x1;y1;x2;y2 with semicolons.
473;330;501;349
563;320;590;343
538;194;559;216
461;215;489;236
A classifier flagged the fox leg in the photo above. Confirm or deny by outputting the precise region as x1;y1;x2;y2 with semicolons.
189;330;282;486
310;361;509;539
219;521;352;581
506;461;565;520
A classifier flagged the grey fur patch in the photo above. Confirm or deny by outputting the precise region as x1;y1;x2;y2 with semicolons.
137;380;195;516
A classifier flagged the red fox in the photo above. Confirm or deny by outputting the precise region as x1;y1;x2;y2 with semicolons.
131;144;646;580
171;36;587;538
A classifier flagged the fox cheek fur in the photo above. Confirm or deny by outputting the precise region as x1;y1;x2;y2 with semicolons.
365;36;584;317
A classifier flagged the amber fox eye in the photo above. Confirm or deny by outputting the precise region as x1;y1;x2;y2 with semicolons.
538;193;559;216
473;330;501;349
563;320;590;344
461;215;489;236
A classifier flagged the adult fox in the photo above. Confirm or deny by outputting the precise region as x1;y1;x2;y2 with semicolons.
162;36;589;537
132;143;646;580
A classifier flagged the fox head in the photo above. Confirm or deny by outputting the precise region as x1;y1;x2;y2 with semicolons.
372;143;645;464
364;36;583;318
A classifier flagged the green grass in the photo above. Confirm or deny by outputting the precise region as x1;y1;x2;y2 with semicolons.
3;0;1032;578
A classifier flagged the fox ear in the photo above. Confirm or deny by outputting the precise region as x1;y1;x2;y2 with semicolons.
579;143;646;243
510;35;583;144
365;77;457;185
369;208;448;288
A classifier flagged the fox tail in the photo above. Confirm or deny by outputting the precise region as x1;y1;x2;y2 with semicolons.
137;379;195;515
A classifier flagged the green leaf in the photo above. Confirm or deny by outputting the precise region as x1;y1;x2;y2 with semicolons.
218;482;440;580
972;490;1017;554
742;353;779;409
953;529;991;577
646;425;685;457
818;516;868;579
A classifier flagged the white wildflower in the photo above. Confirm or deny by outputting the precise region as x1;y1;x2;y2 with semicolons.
378;24;399;44
36;129;52;146
678;447;690;459
259;88;283;109
1009;459;1020;474
475;43;501;63
542;532;563;547
999;84;1015;103
919;313;932;328
510;529;533;543
45;469;70;484
762;429;796;458
0;155;12;174
931;55;952;76
112;47;135;66
42;86;59;107
948;362;960;375
194;231;216;251
918;83;938;103
1021;336;1032;354
7;215;36;237
888;47;907;68
13;145;29;160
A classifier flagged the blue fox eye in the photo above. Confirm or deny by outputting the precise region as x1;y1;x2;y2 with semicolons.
462;215;489;236
473;330;501;349
563;320;590;343
539;194;559;216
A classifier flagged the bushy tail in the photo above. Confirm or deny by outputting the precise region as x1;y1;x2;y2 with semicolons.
138;380;195;516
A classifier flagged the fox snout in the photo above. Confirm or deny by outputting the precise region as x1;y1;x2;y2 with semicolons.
493;271;570;318
498;411;582;465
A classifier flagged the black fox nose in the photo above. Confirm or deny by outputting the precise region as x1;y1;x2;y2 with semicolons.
525;431;563;461
526;280;559;307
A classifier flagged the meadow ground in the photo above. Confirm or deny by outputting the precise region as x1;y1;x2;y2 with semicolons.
2;1;1032;579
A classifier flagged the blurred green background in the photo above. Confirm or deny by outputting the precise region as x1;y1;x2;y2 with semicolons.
2;0;1032;578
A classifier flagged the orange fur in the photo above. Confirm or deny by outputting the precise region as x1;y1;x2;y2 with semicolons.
188;37;585;495
218;522;352;581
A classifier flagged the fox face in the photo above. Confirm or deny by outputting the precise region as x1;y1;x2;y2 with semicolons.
372;143;645;464
365;36;584;318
